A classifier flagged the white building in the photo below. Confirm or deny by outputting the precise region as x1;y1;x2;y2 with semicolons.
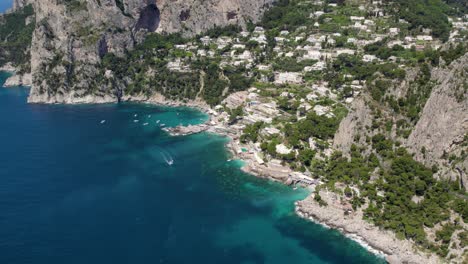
311;61;326;71
363;54;378;62
303;50;322;60
276;144;292;155
311;11;324;18
200;36;212;46
275;72;303;84
237;50;253;61
263;127;281;135
350;16;365;21
336;49;355;56
232;44;246;50
308;138;317;150
257;64;272;71
416;35;433;41
254;26;265;33
389;28;400;35
313;105;331;116
306;93;319;101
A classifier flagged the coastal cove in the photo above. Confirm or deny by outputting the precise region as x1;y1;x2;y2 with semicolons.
0;72;385;263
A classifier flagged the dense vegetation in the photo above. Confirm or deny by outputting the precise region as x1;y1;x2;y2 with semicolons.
311;140;467;257
0;5;35;73
394;0;451;41
100;32;253;105
261;0;309;30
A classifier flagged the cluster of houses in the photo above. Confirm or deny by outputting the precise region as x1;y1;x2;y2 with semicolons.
162;0;467;102
157;0;466;183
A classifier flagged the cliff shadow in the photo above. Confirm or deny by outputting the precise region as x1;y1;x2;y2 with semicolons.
135;3;160;32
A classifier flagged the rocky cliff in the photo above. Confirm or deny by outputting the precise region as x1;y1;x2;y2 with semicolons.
27;0;274;103
334;53;468;189
407;53;468;188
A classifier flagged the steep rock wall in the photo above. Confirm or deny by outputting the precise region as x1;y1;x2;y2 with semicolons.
407;54;468;188
12;0;28;11
334;53;468;189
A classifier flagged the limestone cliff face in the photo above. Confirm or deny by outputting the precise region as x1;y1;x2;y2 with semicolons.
334;53;468;189
27;0;274;103
155;0;273;34
12;0;28;11
333;97;373;153
407;54;468;188
28;0;137;103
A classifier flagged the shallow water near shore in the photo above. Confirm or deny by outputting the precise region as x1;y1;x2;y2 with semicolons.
0;72;385;264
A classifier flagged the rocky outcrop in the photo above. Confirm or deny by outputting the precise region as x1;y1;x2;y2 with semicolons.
407;53;468;189
333;97;373;153
334;53;468;189
155;0;274;35
12;0;29;11
296;192;442;264
4;73;32;87
27;0;274;103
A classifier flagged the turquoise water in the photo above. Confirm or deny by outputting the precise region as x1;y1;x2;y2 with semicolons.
0;71;385;264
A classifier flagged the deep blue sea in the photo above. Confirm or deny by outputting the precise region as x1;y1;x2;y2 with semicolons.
0;0;13;13
0;72;385;264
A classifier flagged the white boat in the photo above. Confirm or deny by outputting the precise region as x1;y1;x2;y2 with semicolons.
156;120;160;124
134;114;137;117
163;156;174;166
160;124;165;127
133;120;139;123
143;123;149;126
100;120;106;124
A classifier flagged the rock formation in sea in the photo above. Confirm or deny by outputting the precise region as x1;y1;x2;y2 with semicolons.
4;72;32;87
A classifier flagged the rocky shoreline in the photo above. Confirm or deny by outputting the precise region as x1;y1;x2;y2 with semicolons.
295;192;441;264
0;64;32;87
25;91;443;264
142;94;444;264
129;93;443;264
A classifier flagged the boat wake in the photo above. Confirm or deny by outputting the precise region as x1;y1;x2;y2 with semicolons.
165;157;174;166
160;151;174;166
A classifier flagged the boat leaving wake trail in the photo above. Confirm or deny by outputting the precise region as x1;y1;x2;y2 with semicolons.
160;150;174;166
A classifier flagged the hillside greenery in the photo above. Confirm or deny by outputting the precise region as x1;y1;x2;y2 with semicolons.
100;31;254;106
394;0;452;41
0;4;35;73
